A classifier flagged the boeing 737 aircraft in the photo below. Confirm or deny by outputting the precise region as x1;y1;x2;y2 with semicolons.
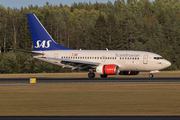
10;14;171;78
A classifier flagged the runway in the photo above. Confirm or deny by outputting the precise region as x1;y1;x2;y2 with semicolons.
0;77;180;83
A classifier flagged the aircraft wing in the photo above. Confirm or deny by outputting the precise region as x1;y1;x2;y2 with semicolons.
9;48;44;55
42;57;100;70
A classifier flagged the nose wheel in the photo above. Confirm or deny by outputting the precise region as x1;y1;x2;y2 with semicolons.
149;74;154;78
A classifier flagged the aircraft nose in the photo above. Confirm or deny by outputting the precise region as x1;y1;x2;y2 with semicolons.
163;60;171;68
167;61;171;67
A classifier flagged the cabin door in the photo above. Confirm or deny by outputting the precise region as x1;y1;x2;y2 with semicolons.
102;56;106;62
54;53;58;63
143;54;148;64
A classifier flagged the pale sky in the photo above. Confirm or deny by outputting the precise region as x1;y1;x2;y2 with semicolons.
0;0;117;9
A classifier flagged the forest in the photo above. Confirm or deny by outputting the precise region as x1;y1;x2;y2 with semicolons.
0;0;180;73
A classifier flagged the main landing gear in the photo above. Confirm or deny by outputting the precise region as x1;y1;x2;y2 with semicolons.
88;72;95;78
88;72;108;78
149;74;154;78
100;75;108;78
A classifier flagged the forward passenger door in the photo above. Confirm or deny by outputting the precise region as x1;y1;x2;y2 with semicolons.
143;54;148;64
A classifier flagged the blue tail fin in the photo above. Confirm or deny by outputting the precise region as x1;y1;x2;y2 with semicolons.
27;13;72;51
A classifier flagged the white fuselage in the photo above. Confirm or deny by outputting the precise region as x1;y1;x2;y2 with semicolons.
33;50;171;72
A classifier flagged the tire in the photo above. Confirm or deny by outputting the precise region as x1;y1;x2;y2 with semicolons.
149;74;154;78
88;72;95;78
100;75;108;78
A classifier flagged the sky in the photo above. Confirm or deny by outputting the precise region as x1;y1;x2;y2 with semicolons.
0;0;118;9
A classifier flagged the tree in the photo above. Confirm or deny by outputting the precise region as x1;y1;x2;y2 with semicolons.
106;13;122;50
93;13;107;50
0;0;180;72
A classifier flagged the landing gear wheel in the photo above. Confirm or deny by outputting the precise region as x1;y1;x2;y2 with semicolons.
100;75;108;78
149;74;154;78
88;72;95;78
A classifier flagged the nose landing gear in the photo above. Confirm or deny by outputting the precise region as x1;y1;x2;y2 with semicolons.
149;70;159;78
149;74;154;78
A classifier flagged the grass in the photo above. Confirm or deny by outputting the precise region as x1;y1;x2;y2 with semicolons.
0;83;180;116
0;71;180;116
0;71;180;78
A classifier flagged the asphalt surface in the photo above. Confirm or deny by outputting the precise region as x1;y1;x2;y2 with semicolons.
0;77;180;83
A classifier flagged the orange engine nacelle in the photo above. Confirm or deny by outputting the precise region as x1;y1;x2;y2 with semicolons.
119;71;140;75
96;65;119;75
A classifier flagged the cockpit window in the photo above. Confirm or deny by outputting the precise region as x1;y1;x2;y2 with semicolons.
154;57;163;60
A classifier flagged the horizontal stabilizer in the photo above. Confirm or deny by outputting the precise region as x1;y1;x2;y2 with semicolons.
9;48;44;55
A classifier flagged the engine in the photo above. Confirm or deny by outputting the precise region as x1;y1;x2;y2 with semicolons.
96;64;119;75
119;71;140;75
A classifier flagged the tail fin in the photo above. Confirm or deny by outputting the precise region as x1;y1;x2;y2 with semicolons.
27;13;72;51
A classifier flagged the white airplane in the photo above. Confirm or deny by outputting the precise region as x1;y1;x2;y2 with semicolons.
10;14;171;78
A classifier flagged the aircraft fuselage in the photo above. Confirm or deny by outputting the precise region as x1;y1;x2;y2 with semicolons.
34;50;171;72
